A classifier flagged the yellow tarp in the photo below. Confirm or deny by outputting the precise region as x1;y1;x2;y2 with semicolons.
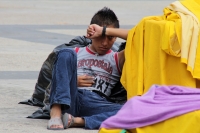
121;0;200;99
99;0;200;133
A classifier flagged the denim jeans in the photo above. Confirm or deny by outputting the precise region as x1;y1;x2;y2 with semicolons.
49;49;123;129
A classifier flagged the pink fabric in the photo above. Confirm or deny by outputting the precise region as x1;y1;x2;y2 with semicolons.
100;85;200;129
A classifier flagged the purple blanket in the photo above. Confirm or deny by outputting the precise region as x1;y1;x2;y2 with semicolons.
101;85;200;129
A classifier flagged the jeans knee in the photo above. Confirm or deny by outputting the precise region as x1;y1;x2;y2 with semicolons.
58;49;77;61
59;49;76;56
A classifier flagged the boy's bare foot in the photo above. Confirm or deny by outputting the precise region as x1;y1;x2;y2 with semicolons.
47;104;64;130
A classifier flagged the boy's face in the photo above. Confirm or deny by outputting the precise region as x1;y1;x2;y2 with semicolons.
90;25;117;55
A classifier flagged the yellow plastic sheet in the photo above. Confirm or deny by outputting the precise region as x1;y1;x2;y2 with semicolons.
100;0;200;133
121;13;196;99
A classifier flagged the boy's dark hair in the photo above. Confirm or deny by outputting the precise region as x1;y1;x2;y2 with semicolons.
90;7;119;28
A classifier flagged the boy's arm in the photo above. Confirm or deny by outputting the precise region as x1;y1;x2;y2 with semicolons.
105;28;128;40
77;75;94;87
87;24;129;40
118;50;125;71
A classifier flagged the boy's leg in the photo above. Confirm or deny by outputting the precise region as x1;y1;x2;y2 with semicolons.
48;49;78;129
78;89;123;129
84;110;121;129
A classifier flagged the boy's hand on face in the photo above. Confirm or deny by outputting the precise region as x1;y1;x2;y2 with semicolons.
77;75;95;87
86;24;102;39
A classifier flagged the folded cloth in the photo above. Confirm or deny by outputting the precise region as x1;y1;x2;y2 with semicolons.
100;85;200;129
166;1;200;78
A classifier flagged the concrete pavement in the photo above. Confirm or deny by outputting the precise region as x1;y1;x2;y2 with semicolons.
0;0;174;132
